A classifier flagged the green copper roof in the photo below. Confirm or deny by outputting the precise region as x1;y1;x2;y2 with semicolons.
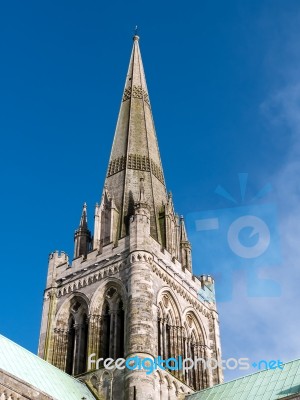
187;359;300;400
0;334;96;400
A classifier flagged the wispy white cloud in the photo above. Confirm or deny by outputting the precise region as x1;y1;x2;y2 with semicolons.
220;9;300;381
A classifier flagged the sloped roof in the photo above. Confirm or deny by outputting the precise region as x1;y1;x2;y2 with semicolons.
187;359;300;400
0;334;96;400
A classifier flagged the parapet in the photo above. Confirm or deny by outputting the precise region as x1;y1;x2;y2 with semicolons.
48;250;69;266
46;251;69;288
199;274;215;290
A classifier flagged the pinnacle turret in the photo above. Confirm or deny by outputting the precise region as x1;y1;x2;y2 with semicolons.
79;202;88;229
180;215;189;242
74;202;91;258
180;216;192;271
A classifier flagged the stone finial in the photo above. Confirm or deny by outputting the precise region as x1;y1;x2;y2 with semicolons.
79;202;88;229
133;26;139;41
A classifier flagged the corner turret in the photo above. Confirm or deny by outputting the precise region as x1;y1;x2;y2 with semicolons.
74;202;91;258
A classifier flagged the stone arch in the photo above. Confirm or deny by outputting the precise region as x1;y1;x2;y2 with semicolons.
182;309;209;391
101;369;112;381
88;278;127;362
172;380;179;398
89;374;99;391
100;370;112;400
182;307;208;342
155;369;164;382
89;277;127;315
157;287;182;324
54;292;90;328
51;292;90;376
156;288;182;380
164;374;172;389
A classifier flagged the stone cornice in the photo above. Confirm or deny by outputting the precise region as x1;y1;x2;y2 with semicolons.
56;260;127;298
54;250;213;320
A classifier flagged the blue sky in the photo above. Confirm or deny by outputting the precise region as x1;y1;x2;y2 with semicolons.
1;0;300;382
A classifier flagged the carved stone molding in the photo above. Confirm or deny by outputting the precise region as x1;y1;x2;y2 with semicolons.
152;263;212;319
107;153;165;184
130;251;153;264
107;155;126;176
122;85;150;106
56;261;127;298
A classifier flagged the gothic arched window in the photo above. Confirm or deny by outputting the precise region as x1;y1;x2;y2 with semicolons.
64;297;89;375
157;292;181;377
183;313;208;391
100;287;125;360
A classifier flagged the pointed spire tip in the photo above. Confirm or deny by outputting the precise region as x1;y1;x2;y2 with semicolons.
133;25;139;41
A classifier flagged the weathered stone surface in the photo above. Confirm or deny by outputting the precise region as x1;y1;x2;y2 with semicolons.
37;36;223;400
0;370;53;399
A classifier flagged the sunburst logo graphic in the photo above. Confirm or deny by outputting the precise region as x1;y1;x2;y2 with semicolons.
214;173;272;205
187;173;281;301
215;173;273;260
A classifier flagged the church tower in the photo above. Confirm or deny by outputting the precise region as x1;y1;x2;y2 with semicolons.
38;35;223;400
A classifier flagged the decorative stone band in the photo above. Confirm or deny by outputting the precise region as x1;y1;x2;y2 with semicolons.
107;155;126;176
122;85;150;106
56;261;126;298
107;154;165;184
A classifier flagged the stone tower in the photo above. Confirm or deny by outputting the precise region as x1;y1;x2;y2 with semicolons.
38;35;223;400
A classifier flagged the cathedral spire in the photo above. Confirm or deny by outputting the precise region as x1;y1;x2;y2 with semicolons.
96;35;168;243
